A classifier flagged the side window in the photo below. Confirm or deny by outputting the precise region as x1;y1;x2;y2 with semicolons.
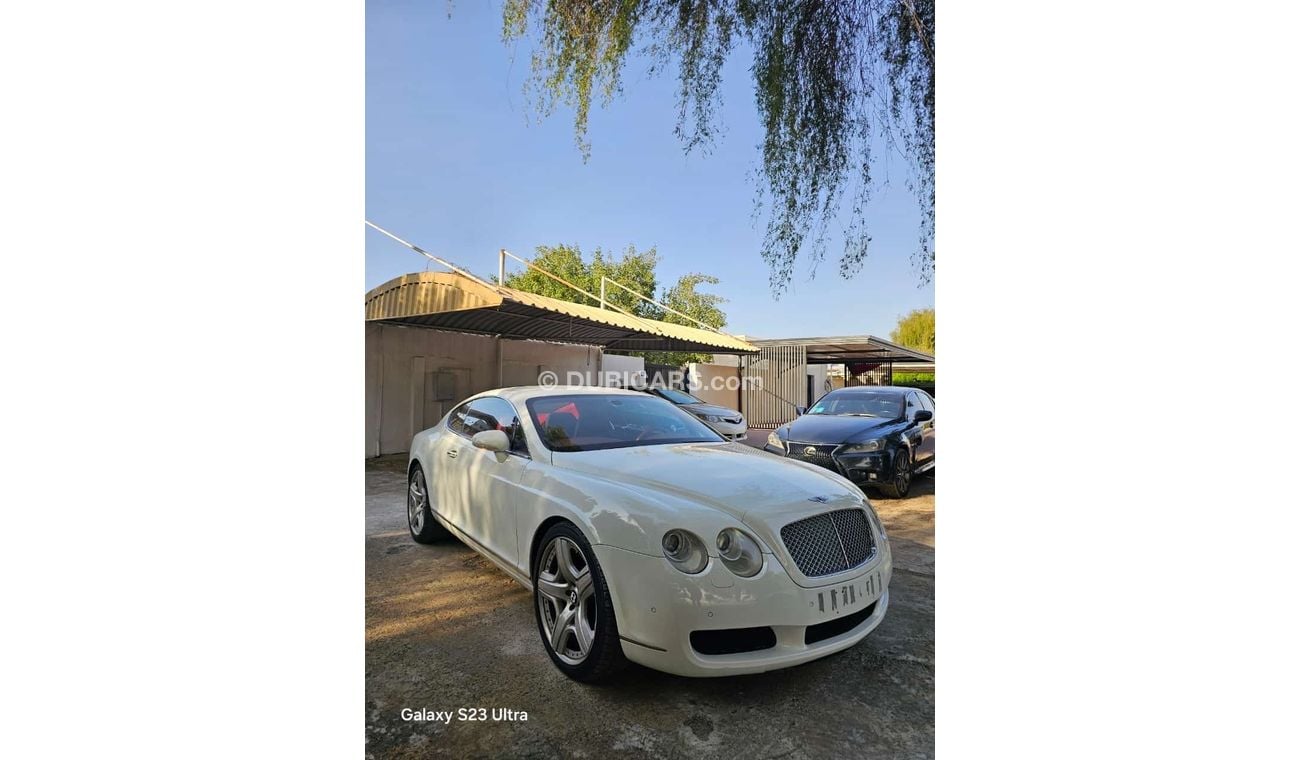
446;402;473;436
906;392;921;418
918;393;934;413
465;397;530;456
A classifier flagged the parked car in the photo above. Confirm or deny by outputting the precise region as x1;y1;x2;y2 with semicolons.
764;386;935;498
633;386;748;441
407;386;892;682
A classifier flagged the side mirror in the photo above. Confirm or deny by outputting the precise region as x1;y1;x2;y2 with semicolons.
914;410;933;422
471;430;510;453
795;406;807;416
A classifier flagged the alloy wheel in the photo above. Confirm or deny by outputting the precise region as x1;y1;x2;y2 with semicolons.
895;452;911;495
408;469;427;533
536;537;597;665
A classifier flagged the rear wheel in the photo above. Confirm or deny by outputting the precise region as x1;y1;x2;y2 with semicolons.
532;522;627;682
407;464;447;543
878;448;912;498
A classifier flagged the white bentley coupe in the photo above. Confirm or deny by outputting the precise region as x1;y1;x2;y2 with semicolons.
407;386;893;681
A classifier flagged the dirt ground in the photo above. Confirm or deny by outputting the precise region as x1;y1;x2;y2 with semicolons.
365;442;935;759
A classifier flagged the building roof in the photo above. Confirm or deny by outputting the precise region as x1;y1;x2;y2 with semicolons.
365;272;757;354
747;334;934;364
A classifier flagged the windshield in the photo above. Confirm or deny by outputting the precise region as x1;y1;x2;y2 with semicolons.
526;394;724;452
654;388;703;405
806;391;904;418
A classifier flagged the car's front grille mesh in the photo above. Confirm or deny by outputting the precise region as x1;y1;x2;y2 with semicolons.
780;508;877;577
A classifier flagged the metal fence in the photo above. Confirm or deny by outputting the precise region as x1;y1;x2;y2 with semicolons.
740;344;807;428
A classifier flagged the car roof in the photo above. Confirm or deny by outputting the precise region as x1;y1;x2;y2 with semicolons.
472;386;649;405
822;386;917;396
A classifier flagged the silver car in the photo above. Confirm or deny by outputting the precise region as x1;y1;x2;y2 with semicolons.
640;387;748;441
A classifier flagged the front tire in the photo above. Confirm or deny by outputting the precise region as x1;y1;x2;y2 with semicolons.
407;464;447;544
532;522;627;683
878;448;913;498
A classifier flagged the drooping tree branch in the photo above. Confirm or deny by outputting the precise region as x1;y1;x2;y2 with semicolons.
502;0;935;294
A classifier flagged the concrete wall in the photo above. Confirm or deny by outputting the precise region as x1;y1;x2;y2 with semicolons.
600;353;646;387
808;364;830;403
686;362;741;410
365;323;603;456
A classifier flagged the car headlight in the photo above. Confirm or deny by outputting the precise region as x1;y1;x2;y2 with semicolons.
716;528;764;577
766;431;784;451
661;529;709;574
702;414;723;423
841;438;884;454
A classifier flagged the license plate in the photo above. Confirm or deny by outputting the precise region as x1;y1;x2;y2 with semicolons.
810;568;884;616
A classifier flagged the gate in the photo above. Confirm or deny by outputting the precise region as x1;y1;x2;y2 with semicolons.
740;344;807;428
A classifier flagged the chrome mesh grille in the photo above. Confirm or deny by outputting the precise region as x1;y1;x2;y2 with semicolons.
780;508;877;577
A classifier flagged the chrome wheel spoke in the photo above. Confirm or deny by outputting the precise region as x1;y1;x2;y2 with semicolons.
536;576;569;602
556;540;581;583
551;603;575;651
572;613;594;655
572;568;593;603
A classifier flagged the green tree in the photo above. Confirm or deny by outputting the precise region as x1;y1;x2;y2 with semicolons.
501;243;661;318
890;308;935;355
642;273;728;367
500;244;729;368
500;0;934;294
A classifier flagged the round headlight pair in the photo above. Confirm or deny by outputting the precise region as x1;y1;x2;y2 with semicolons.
661;528;764;577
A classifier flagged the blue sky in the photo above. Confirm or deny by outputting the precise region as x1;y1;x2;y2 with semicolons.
366;0;934;339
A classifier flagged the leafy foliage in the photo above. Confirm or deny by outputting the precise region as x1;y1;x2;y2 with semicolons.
499;243;728;367
891;371;934;384
500;243;661;317
501;0;935;294
641;273;728;366
889;307;935;355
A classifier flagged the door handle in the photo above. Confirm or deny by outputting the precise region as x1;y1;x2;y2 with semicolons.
447;449;459;459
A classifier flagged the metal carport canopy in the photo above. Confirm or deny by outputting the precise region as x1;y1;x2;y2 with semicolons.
366;272;758;354
747;335;934;364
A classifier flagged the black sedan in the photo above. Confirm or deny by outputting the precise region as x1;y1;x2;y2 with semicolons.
763;386;935;497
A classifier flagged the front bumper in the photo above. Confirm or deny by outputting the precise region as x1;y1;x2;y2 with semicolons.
763;443;903;486
593;544;891;677
706;419;748;441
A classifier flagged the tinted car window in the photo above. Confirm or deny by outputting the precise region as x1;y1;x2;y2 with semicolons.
918;393;934;413
906;392;921;418
526;394;723;452
806;391;904;418
655;388;703;405
446;402;473;436
464;397;530;455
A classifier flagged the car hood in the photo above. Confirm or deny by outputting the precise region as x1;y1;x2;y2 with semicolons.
550;442;862;527
782;414;899;444
680;402;742;418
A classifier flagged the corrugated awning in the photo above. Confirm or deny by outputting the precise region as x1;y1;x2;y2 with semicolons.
748;335;934;364
365;272;757;354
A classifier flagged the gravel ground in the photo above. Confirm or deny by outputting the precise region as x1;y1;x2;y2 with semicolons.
365;443;935;759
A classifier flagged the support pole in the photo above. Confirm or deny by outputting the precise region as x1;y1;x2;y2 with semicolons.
498;249;506;284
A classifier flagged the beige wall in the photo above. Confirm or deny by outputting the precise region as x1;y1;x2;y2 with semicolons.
686;362;741;410
365;323;603;456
